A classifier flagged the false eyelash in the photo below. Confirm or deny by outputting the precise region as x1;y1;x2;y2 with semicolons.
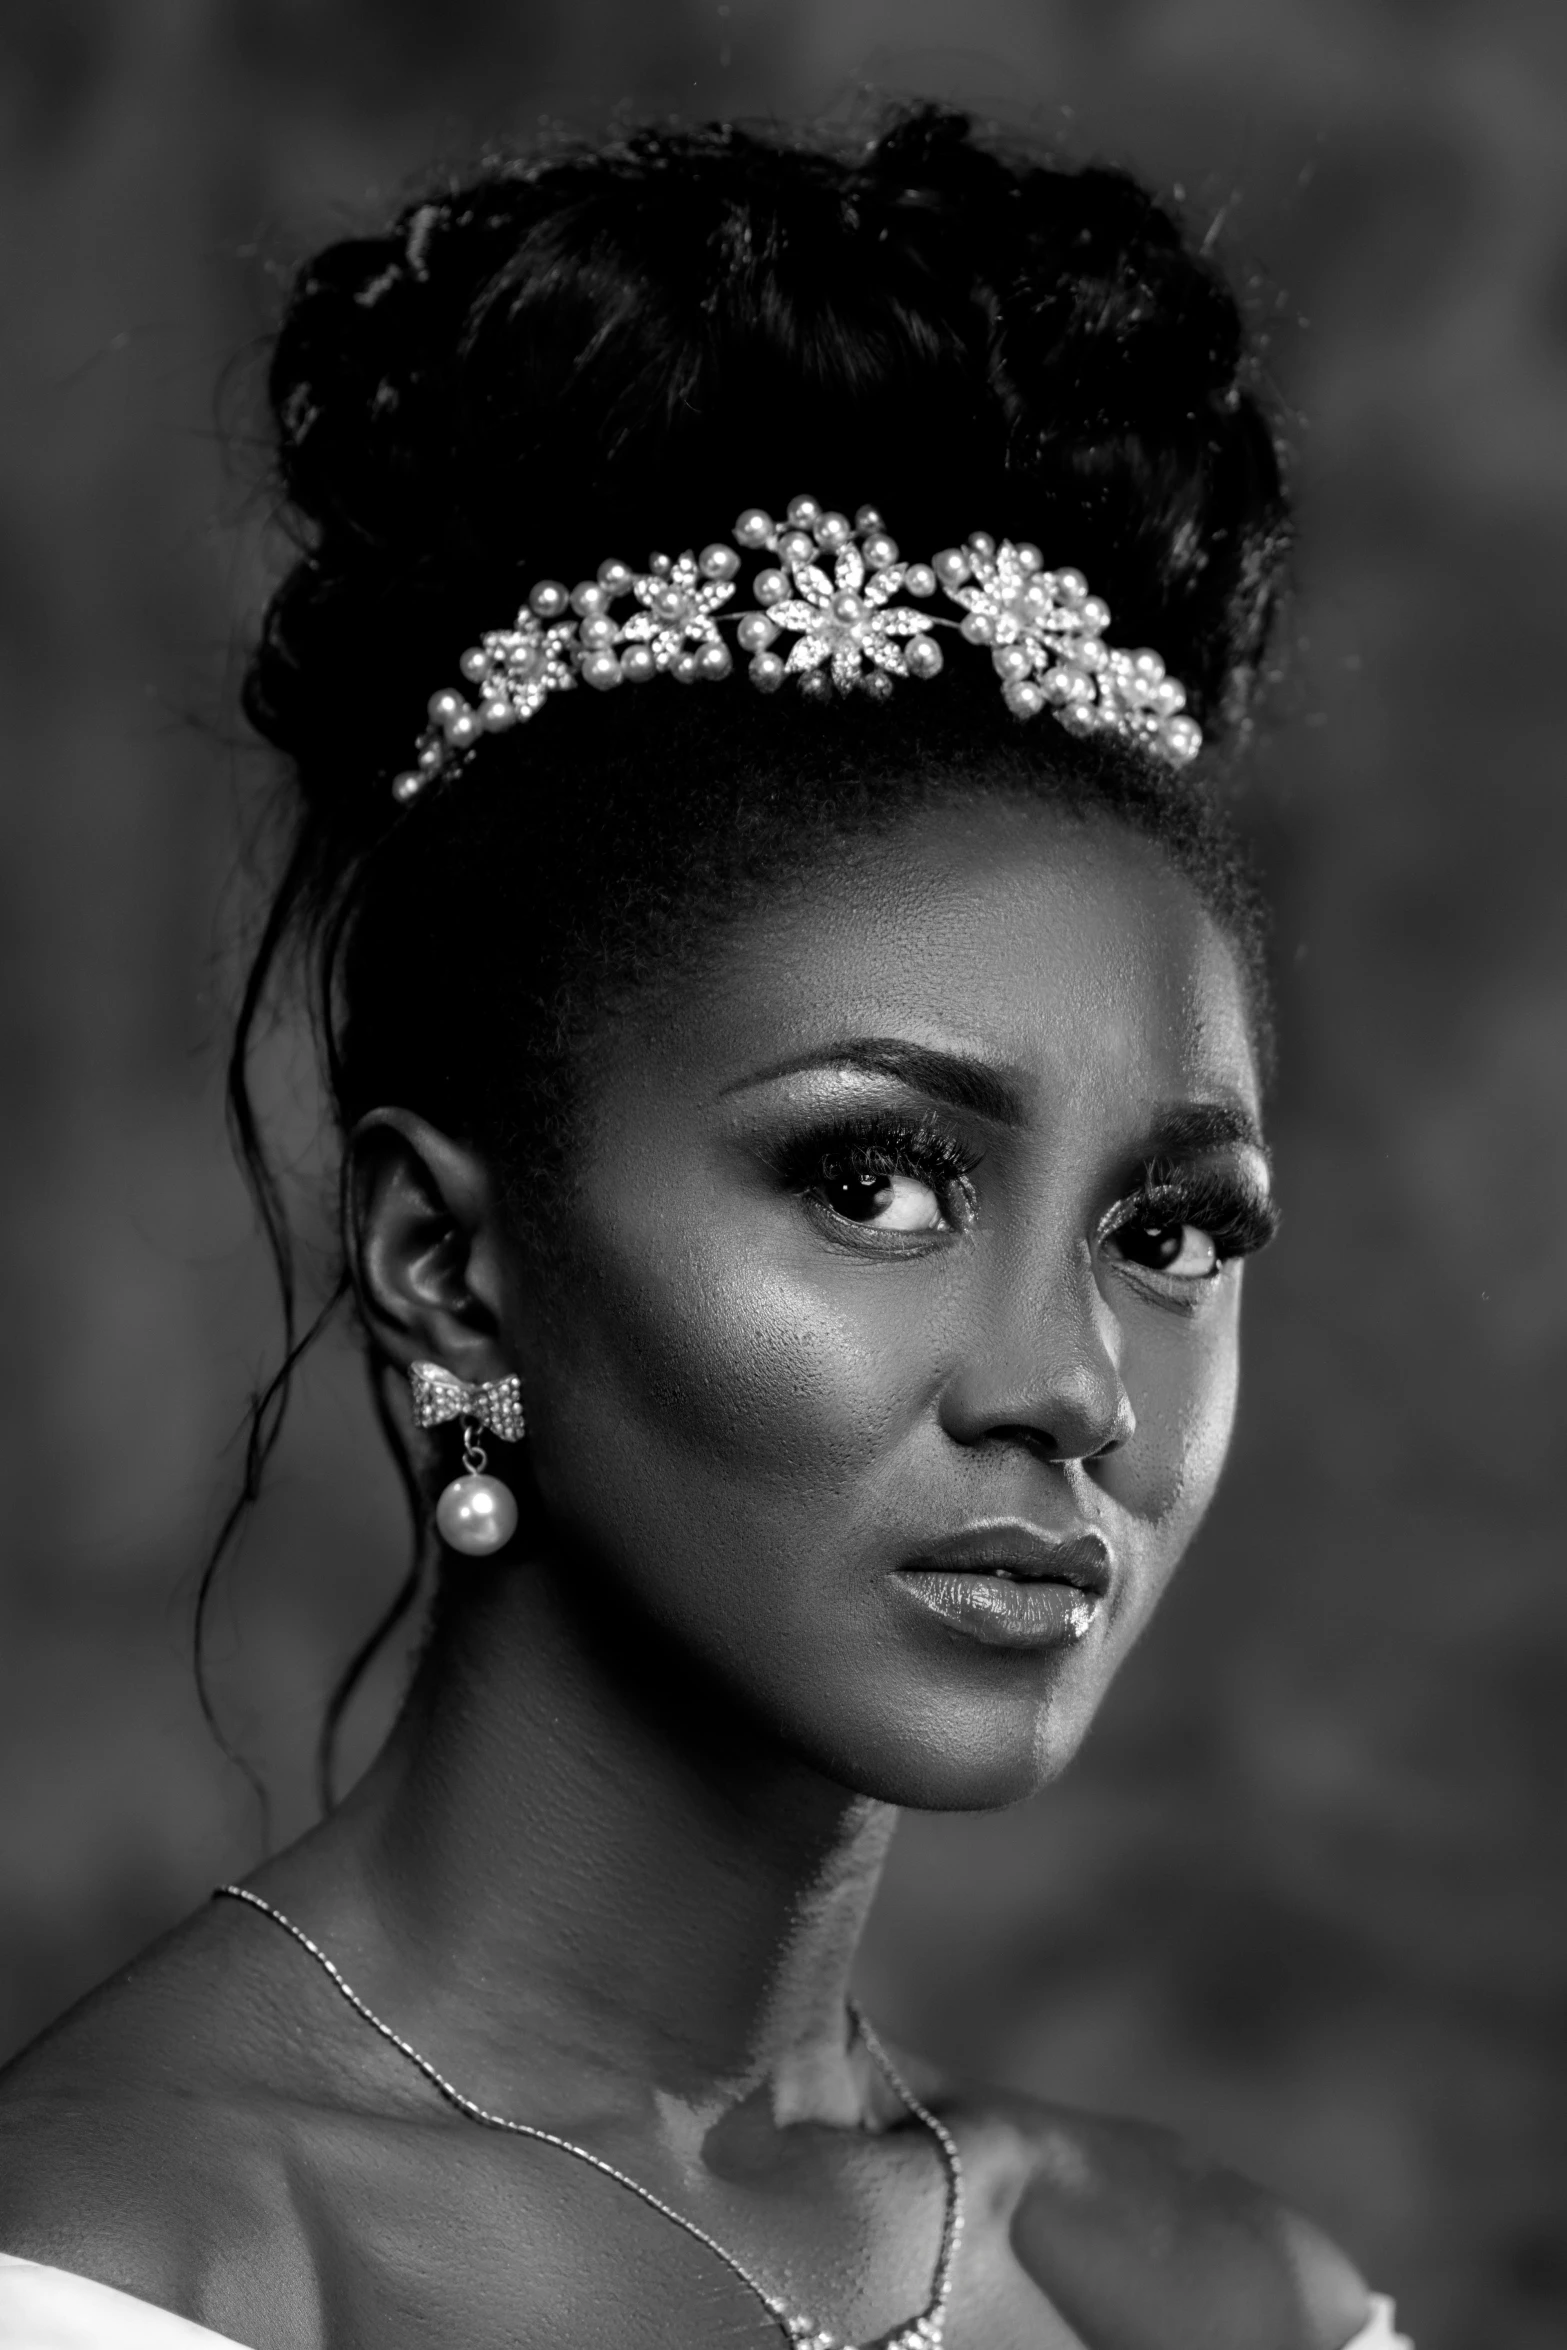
774;1110;981;1205
1109;1162;1281;1262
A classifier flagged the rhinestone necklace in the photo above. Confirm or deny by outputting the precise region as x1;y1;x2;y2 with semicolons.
217;1885;964;2350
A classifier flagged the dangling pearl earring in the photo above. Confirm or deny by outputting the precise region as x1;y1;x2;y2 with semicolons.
408;1361;526;1558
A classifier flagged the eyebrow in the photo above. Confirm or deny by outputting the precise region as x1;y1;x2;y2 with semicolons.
719;1037;1027;1125
1139;1102;1269;1164
721;1037;1268;1163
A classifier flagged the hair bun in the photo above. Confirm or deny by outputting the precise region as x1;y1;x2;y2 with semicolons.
246;106;1288;806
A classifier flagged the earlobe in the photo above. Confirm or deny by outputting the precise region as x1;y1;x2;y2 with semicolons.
348;1107;514;1388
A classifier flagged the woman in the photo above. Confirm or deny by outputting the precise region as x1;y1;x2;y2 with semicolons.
0;105;1410;2349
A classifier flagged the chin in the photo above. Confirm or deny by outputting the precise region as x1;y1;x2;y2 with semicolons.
798;1647;1109;1813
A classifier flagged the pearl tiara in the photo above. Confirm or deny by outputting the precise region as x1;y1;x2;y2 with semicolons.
392;495;1201;802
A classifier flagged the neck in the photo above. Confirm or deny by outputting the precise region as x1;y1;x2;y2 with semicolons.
292;1561;898;2134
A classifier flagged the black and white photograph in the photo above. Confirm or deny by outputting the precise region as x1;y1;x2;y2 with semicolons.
0;6;1563;2347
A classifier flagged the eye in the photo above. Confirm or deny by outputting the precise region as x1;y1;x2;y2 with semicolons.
1108;1216;1221;1282
820;1166;946;1231
782;1113;979;1241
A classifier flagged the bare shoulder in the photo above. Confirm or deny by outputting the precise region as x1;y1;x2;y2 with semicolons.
0;1901;338;2341
944;2074;1372;2350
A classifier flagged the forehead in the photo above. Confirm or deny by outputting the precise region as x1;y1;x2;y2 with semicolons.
650;797;1259;1121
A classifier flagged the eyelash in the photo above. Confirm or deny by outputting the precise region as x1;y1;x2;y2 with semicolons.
775;1117;1279;1264
1101;1165;1281;1268
777;1112;981;1230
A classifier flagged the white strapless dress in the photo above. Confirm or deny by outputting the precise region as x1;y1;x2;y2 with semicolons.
0;2253;1412;2347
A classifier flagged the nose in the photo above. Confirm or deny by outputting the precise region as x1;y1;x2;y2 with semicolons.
938;1243;1136;1465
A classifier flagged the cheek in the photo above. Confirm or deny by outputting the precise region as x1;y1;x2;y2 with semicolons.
1114;1281;1243;1561
537;1202;940;1517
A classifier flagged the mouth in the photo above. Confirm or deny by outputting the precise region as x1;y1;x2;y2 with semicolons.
890;1522;1112;1652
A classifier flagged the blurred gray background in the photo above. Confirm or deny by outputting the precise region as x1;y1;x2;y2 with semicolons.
2;4;1565;2345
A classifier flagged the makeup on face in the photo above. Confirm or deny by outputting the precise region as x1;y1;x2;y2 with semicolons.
889;1521;1112;1652
705;1040;1273;1663
531;802;1274;1807
722;1037;1275;1293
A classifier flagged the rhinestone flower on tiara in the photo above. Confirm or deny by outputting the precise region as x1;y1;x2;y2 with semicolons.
391;496;1202;802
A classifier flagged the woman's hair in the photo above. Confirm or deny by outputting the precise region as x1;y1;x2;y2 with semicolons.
217;104;1291;1798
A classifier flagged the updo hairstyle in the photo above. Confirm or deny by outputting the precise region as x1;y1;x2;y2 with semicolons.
221;106;1292;1785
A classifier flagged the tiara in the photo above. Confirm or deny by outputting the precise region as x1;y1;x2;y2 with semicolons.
392;496;1201;802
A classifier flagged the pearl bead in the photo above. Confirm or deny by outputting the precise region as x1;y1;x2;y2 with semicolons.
529;580;569;618
749;650;785;691
480;699;515;729
798;670;830;700
785;494;821;528
966;531;996;559
777;530;815;566
1132;648;1165;682
578;614;618;649
831;590;863;622
1079;596;1111;634
1163;714;1202;762
853;504;884;533
755;569;789;605
581;649;622;690
1058;700;1097;733
737;613;778;652
699;543;741;580
621;643;657;682
814;511;851;549
673;651;699;682
697;639;732;679
428;688;464;725
435;1472;518;1557
734;508;773;547
992;644;1032;682
571;581;608;616
1013;542;1043;572
391;770;424;802
596;559;634;594
651;586;686;621
903;564;937;598
862;670;893;700
1003;678;1046;718
458;647;491;681
861;533;898;570
445;709;481;747
958;611;996;645
417;739;445;772
1054;568;1088;605
904;634;943;679
932;548;970;588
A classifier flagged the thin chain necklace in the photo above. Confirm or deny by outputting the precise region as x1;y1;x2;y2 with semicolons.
216;1885;964;2350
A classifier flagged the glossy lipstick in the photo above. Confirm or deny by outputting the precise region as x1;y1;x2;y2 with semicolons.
891;1523;1112;1652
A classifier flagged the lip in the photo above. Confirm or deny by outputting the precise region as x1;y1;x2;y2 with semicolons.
898;1522;1113;1594
890;1521;1113;1653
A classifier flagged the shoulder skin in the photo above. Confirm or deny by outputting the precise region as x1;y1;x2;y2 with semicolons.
0;1913;341;2345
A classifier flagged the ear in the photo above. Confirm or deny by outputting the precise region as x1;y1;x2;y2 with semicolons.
348;1108;516;1386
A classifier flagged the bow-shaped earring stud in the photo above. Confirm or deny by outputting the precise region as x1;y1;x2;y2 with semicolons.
408;1361;526;1444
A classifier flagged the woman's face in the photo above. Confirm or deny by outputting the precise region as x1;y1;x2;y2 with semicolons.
508;796;1273;1809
